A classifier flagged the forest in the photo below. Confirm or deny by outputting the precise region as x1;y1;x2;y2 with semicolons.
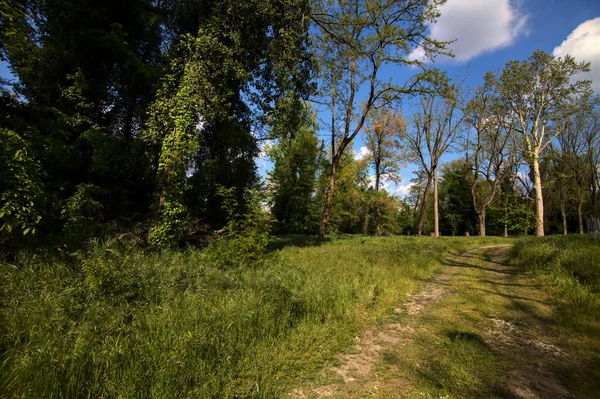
1;0;600;398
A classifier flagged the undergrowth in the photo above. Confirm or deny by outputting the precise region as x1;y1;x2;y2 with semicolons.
509;235;600;332
1;235;499;398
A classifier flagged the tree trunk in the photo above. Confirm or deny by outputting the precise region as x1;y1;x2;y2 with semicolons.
504;224;508;238
374;168;380;234
532;158;545;236
433;167;439;237
560;182;567;235
362;204;370;235
416;178;430;236
319;161;338;238
577;195;584;235
479;209;486;237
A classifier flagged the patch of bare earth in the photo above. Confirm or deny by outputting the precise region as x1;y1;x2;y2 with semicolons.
290;248;477;398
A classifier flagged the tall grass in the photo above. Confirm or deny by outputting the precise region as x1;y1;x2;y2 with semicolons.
1;235;495;398
509;235;600;331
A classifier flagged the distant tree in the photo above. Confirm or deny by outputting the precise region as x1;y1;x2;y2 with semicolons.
486;50;592;236
464;85;514;236
405;88;464;236
438;159;477;236
363;108;406;233
268;103;321;234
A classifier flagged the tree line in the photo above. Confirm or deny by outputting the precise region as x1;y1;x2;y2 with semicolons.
1;0;598;250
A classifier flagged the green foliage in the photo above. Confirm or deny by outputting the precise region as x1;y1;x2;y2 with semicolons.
438;159;477;236
0;128;42;244
268;102;321;234
61;183;105;240
204;186;273;268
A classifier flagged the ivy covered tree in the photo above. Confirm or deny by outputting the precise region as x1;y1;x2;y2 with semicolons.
144;0;314;247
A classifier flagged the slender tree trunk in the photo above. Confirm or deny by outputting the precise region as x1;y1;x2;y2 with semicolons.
363;204;370;235
416;178;431;236
319;162;338;238
560;182;567;235
504;223;508;238
591;177;598;218
374;168;380;234
433;167;439;237
577;195;584;234
532;157;545;236
479;209;486;237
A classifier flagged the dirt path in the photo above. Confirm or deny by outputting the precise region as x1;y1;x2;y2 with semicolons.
290;244;599;398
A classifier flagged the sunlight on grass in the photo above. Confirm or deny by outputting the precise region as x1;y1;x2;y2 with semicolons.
0;236;502;398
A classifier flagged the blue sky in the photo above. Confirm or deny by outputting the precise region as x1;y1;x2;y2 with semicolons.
2;1;599;197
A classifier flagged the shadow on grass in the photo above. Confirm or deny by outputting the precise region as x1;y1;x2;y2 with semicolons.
267;234;333;251
446;330;488;347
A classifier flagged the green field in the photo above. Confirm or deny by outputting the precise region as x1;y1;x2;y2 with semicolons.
2;235;599;398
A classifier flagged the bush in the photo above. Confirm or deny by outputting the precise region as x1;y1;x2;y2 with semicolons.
203;186;273;268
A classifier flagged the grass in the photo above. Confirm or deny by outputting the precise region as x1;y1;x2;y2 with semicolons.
509;235;600;333
0;235;500;398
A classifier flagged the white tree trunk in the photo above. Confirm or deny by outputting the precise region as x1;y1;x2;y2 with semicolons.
532;157;545;237
433;168;439;237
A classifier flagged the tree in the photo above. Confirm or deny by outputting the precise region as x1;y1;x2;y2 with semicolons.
581;103;600;218
145;0;313;246
465;85;514;236
405;88;464;236
438;159;477;236
486;50;592;236
268;103;321;234
363;107;406;233
1;0;165;237
312;0;451;238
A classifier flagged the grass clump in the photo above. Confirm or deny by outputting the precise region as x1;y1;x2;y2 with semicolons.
0;235;493;398
509;235;600;331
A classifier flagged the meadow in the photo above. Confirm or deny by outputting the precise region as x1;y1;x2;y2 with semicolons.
0;235;506;398
2;234;599;398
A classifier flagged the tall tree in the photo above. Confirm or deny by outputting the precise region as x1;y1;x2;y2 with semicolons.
465;84;514;236
486;50;592;236
312;0;451;238
145;0;313;246
405;88;464;237
363;107;406;233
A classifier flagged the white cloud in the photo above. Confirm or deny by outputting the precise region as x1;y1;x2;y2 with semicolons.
392;183;415;197
410;0;528;63
353;145;371;160
553;17;600;93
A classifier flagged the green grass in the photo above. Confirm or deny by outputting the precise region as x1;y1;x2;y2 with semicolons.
0;235;501;398
509;235;600;332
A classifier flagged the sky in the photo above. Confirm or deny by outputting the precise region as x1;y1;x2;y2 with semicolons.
2;0;599;197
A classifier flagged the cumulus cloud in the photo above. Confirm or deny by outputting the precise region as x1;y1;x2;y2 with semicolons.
353;145;371;160
553;18;600;93
392;183;415;197
410;0;528;63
